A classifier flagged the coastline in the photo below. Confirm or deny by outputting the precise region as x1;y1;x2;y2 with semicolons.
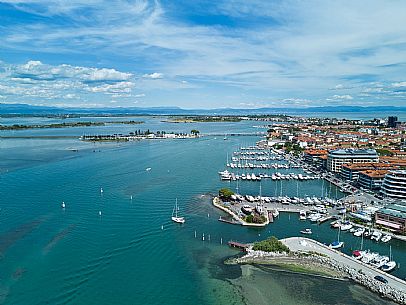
226;237;406;305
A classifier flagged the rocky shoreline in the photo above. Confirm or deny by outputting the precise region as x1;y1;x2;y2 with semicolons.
227;249;406;305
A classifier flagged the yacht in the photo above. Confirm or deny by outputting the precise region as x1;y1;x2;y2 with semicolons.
299;210;307;220
371;231;383;242
300;228;312;235
381;261;397;272
340;222;353;231
353;227;365;237
381;235;392;243
171;199;185;224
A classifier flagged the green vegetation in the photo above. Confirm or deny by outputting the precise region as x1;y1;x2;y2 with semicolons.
245;214;266;224
284;142;304;155
219;188;234;200
252;236;290;253
191;129;200;136
0;120;144;130
168;116;241;123
376;149;393;156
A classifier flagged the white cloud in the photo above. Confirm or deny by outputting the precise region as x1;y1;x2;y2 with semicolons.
142;72;163;79
392;81;406;88
331;94;353;100
1;1;406;107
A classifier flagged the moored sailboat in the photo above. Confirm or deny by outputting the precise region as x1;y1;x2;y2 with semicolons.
171;199;185;224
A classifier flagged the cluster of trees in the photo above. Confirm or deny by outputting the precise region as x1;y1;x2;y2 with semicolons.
219;188;234;200
252;236;290;253
274;142;304;156
245;214;266;224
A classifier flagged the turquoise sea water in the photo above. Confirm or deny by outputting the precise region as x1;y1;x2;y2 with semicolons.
0;118;403;305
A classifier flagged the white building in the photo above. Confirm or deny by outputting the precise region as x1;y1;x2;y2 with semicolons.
327;149;379;173
380;170;406;200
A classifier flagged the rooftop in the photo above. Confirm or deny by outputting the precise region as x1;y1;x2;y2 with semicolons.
329;149;378;156
378;203;406;219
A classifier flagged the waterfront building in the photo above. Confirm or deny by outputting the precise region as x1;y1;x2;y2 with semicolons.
327;149;379;173
340;163;396;181
380;170;406;200
375;203;406;234
358;170;388;190
304;149;328;166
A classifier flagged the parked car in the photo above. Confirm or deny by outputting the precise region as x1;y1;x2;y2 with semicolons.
374;275;388;284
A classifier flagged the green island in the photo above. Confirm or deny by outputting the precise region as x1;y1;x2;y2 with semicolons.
0;120;144;130
165;115;242;123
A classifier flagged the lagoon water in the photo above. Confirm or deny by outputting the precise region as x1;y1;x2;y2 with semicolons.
0;117;402;305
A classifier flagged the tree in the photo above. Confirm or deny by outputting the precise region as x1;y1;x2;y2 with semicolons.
219;188;234;200
191;129;200;136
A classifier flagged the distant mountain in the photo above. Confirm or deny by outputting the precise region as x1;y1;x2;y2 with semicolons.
1;103;406;116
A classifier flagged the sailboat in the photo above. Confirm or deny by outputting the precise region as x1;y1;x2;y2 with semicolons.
171;199;185;224
330;225;344;249
381;245;397;272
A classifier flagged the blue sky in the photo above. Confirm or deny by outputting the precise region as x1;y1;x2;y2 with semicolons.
0;0;405;108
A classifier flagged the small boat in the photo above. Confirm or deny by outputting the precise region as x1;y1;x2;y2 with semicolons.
381;245;396;272
340;222;353;231
299;210;307;220
300;228;312;235
329;241;344;249
353;227;365;237
381;235;392;243
352;250;363;259
272;209;279;218
171;199;185;224
146;167;152;171
381;261;396;272
371;231;382;242
99;211;102;216
61;201;66;209
100;187;104;194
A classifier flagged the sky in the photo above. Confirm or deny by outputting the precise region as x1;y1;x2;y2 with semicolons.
0;0;405;109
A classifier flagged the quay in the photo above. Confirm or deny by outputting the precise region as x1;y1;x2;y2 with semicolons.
283;237;406;295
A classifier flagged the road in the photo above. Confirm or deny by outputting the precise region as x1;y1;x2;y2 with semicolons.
282;237;406;293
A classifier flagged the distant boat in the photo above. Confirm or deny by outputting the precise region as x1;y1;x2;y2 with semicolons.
61;202;66;209
300;228;312;235
146;167;152;171
100;187;104;194
99;211;102;216
171;199;185;224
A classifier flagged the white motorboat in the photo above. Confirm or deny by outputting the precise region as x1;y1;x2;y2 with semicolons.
353;227;365;237
381;261;397;272
272;209;279;218
340;222;353;231
381;235;392;243
371;231;383;242
300;228;312;235
171;199;185;224
299;210;307;220
329;241;344;249
61;201;66;209
309;213;322;222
